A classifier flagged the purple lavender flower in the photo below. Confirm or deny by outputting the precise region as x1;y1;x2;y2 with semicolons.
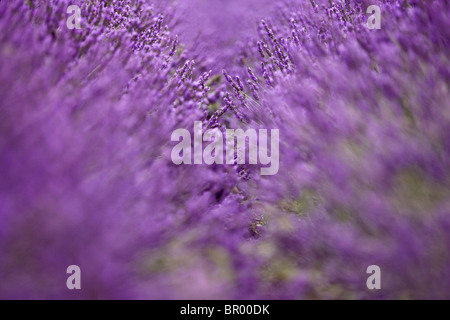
1;0;450;300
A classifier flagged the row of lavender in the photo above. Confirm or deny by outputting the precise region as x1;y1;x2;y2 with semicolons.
0;0;449;299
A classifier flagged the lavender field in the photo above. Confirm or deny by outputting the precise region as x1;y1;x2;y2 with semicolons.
0;0;449;299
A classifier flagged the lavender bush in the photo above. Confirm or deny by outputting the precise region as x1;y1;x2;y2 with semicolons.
0;0;449;299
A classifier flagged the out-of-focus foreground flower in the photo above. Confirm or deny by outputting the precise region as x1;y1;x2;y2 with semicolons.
0;0;449;299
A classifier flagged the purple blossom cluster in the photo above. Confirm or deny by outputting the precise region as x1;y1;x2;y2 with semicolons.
0;0;449;299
